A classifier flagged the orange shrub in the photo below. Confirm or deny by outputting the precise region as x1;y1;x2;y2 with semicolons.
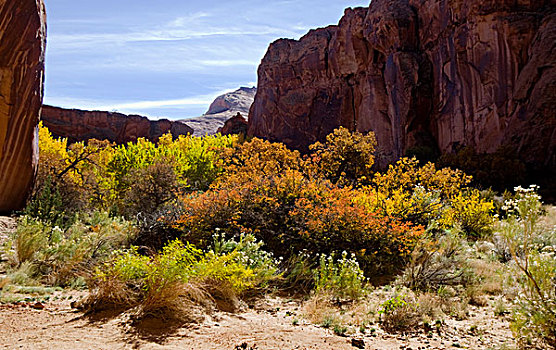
175;169;424;277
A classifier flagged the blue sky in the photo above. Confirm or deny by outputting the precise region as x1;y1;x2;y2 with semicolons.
44;0;369;120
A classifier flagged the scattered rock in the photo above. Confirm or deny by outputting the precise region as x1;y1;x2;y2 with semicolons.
351;337;365;349
31;302;44;310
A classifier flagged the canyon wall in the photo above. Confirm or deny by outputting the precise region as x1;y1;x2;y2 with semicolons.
249;0;556;173
42;106;193;144
0;0;47;212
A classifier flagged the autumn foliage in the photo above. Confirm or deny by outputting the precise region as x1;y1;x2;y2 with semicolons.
32;124;496;279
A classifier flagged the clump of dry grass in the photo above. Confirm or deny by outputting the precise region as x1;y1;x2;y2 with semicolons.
303;294;341;326
378;292;421;333
138;282;214;324
0;276;10;290
416;292;443;322
85;236;278;326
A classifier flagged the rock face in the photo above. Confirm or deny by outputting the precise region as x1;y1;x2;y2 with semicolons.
218;113;248;136
0;0;47;213
249;0;556;174
182;87;256;136
41;106;193;144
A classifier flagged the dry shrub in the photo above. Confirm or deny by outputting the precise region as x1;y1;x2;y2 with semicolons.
303;295;343;327
139;282;213;324
303;292;381;332
379;292;421;333
85;275;141;312
0;277;9;290
201;279;242;313
121;160;180;217
399;229;471;291
465;286;489;307
416;292;443;322
467;258;505;296
443;298;470;321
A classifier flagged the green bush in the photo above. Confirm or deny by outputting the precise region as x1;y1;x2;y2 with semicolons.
7;212;136;286
500;186;556;349
211;232;279;288
23;176;69;228
378;293;420;332
88;236;278;319
511;251;556;348
314;251;367;300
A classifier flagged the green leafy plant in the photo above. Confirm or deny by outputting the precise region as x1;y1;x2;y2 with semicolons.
7;213;136;286
378;293;420;332
500;186;556;348
314;251;367;300
88;236;278;320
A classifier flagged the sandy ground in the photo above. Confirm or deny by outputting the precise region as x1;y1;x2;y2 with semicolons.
0;293;516;350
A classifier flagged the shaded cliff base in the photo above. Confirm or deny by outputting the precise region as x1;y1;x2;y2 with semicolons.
401;144;556;203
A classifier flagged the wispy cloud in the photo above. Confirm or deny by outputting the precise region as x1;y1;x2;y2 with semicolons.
45;0;370;119
45;88;240;116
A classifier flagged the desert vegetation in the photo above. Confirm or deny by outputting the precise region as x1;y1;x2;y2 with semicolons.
1;124;554;349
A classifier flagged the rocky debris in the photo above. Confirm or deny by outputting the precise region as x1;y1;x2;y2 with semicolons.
351;337;365;349
41;105;193;144
0;0;47;213
31;302;45;310
248;0;556;175
182;87;256;136
218;112;248;136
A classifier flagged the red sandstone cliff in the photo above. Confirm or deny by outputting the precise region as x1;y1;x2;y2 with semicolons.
218;113;248;135
0;0;47;213
41;106;193;144
248;0;556;173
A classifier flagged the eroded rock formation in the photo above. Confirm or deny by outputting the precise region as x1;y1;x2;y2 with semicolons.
0;0;47;213
249;0;556;173
41;106;193;144
182;87;256;136
218;113;248;136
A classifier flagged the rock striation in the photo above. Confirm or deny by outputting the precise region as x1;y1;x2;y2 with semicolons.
0;0;47;213
41;106;193;144
248;0;556;174
182;87;256;136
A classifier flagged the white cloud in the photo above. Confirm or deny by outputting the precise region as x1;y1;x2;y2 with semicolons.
44;87;241;115
197;59;257;67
